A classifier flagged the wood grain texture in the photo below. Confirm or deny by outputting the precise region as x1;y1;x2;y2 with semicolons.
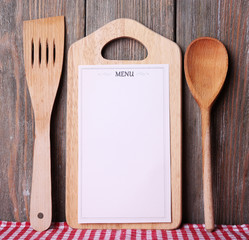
66;18;181;230
0;0;248;225
177;0;249;224
85;0;175;59
0;0;85;222
23;16;65;231
184;37;229;231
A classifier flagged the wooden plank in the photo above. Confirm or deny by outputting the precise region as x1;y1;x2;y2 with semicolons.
0;0;85;222
66;17;181;229
177;0;249;224
85;0;175;60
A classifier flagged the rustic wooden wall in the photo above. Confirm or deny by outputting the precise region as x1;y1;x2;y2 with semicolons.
177;0;249;224
0;0;248;224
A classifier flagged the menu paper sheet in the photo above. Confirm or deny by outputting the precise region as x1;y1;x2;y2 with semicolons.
78;64;171;223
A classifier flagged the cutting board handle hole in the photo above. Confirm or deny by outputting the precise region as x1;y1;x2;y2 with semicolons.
101;37;148;61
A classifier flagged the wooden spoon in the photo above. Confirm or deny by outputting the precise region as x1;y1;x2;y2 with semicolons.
184;37;228;231
23;16;64;231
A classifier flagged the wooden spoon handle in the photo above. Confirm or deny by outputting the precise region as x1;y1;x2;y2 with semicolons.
30;123;51;231
201;108;214;232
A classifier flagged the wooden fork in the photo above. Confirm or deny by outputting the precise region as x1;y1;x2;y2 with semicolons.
23;16;64;231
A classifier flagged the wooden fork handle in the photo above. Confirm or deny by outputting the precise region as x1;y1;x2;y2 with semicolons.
201;108;214;232
30;123;51;231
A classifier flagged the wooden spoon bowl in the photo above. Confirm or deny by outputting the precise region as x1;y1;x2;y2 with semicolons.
184;37;228;231
185;38;228;108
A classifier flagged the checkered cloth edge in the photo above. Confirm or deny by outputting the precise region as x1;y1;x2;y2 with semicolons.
0;222;248;240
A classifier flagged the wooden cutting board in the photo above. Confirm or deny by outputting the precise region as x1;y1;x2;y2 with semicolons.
66;18;182;229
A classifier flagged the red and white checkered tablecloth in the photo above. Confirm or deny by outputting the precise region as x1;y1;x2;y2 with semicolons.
0;222;248;239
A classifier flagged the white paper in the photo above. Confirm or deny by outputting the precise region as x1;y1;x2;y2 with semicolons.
78;64;171;223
